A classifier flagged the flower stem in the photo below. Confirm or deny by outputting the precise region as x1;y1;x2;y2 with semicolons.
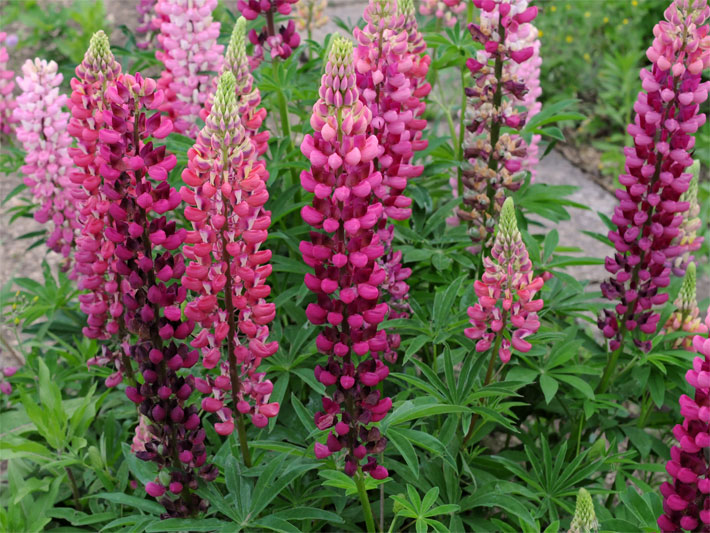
65;466;81;509
355;468;377;533
462;326;504;446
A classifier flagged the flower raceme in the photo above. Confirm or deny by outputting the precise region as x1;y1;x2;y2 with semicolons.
300;36;390;480
181;71;279;435
664;262;708;349
155;0;223;137
13;58;81;262
464;197;544;364
672;160;704;276
238;0;300;67
67;32;126;341
659;309;710;532
598;0;710;353
457;0;539;250
419;0;465;28
0;31;16;135
200;17;270;157
81;68;218;517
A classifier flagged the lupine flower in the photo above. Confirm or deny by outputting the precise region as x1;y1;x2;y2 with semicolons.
456;0;539;250
238;0;300;68
88;69;218;517
464;197;544;364
353;0;430;362
569;488;599;533
67;31;124;341
671;160;704;276
181;72;279;435
0;31;16;135
155;0;223;137
598;0;710;353
658;309;710;532
504;12;542;180
294;0;328;35
0;366;17;396
200;18;270;156
665;263;709;349
300;36;390;480
13;58;81;261
419;0;466;28
136;0;162;50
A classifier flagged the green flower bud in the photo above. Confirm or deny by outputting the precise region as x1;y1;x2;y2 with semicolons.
569;488;598;533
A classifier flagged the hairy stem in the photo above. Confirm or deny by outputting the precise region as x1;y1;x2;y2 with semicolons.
355;468;377;533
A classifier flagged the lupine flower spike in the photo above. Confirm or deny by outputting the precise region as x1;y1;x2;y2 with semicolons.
295;0;328;38
419;0;466;28
457;0;539;251
87;68;218;517
13;58;81;262
664;263;709;349
465;197;544;365
353;0;430;362
155;0;223;137
0;32;16;135
671;160;704;276
200;17;270;156
598;0;710;356
569;488;599;533
68;31;124;341
658;310;710;531
301;36;391;480
238;0;300;68
181;72;279;449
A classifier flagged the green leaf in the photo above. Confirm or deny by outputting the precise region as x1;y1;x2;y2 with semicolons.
555;374;595;400
145;519;230;532
540;374;559;404
384;401;470;428
387;427;420;479
90;492;163;515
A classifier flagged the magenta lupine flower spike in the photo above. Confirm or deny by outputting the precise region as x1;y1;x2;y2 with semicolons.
301;36;391;480
465;197;544;364
155;0;223;137
181;71;279;436
89;70;218;517
0;32;16;135
200;18;270;156
419;0;466;28
598;0;710;354
136;0;160;50
67;31;124;341
671;160;704;276
239;0;300;68
457;0;539;250
664;263;709;349
353;0;430;362
659;310;710;532
13;58;80;261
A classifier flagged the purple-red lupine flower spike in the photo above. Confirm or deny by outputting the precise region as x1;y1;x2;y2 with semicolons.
598;0;710;353
67;31;124;341
239;0;300;68
465;197;544;364
154;0;223;137
353;0;431;361
200;17;270;156
13;58;81;262
0;32;16;135
659;308;710;531
301;36;391;480
457;0;538;250
181;71;279;435
90;69;217;517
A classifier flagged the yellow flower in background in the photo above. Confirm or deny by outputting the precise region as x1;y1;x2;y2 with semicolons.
584;53;591;62
603;16;609;23
566;35;574;43
623;18;629;24
584;11;591;17
538;30;544;37
550;5;557;12
632;0;638;5
566;3;571;9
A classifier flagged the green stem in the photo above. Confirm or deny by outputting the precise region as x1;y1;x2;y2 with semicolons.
462;326;504;446
467;1;475;24
271;59;293;145
65;465;82;510
596;336;625;395
355;468;377;533
457;65;468;198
